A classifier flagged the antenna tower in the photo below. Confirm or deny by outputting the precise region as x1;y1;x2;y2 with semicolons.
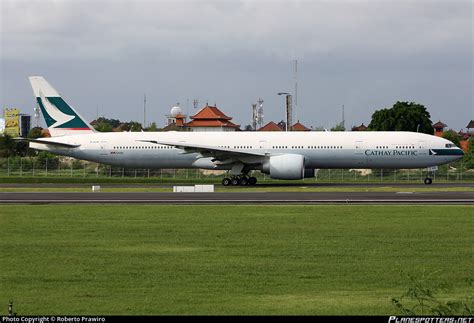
251;104;257;130
257;98;264;128
34;105;40;128
294;59;298;123
143;93;147;128
342;104;345;130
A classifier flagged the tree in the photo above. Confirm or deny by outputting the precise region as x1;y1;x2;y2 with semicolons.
27;127;44;139
146;122;159;132
368;101;434;134
461;139;474;170
121;121;143;132
330;122;345;131
0;135;14;157
277;120;286;131
94;121;113;132
93;117;121;132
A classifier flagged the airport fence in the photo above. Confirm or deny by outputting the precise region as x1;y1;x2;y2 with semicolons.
0;156;473;183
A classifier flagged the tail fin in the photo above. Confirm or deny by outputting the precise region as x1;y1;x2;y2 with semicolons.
29;76;95;137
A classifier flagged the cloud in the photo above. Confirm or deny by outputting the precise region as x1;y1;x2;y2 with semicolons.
1;0;472;130
2;0;471;61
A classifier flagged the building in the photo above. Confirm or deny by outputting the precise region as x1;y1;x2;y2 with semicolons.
466;120;474;132
290;121;310;131
352;123;368;131
258;121;283;131
184;105;240;132
19;114;31;137
433;121;447;137
166;105;187;126
257;120;311;131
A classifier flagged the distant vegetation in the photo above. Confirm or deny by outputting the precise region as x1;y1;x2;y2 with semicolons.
368;101;434;134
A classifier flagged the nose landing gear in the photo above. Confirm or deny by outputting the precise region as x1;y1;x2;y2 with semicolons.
424;177;432;185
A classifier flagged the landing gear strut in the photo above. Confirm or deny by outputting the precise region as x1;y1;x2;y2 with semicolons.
222;174;258;186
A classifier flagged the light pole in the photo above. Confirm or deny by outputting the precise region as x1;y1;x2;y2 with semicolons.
278;92;292;131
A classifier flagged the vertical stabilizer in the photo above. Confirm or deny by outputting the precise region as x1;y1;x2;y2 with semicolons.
28;76;95;136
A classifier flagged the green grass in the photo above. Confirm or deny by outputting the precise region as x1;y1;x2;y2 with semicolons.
0;205;472;315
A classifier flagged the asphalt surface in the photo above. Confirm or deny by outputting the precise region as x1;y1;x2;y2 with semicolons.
1;182;473;188
1;191;473;204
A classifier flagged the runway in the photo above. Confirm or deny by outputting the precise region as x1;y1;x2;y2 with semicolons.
1;191;473;204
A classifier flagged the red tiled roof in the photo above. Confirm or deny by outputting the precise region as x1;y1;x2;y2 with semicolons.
258;121;283;131
352;123;368;131
185;119;240;129
290;121;310;131
191;106;232;120
433;121;447;128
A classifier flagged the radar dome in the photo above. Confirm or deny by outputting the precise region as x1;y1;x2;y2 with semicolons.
170;105;182;116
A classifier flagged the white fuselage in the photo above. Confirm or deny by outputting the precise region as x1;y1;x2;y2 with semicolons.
30;131;463;170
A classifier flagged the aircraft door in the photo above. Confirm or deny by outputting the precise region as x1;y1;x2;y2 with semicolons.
259;140;269;154
99;141;109;156
354;140;367;167
418;140;428;156
355;141;364;155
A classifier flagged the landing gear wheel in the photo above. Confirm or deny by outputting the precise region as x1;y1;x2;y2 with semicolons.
231;177;241;186
222;178;231;186
424;177;433;185
240;177;248;186
248;177;257;185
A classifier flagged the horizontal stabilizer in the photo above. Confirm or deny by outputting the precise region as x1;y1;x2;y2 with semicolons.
14;137;80;148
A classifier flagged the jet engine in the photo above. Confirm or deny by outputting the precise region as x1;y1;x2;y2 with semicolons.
262;154;306;180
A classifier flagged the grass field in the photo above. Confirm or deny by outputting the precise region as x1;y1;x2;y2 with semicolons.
0;205;472;315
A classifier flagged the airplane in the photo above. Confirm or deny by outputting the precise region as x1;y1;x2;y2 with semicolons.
20;76;464;186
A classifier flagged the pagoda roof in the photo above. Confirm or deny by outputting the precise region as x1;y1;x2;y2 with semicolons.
290;121;310;131
258;121;283;131
185;119;240;129
191;105;232;120
433;121;447;128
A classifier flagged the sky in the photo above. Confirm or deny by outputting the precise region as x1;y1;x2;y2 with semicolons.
1;0;473;131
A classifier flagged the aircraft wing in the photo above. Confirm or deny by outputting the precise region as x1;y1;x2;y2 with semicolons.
14;137;80;148
137;139;266;159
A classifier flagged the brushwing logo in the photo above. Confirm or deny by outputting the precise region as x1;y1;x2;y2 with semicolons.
39;90;75;128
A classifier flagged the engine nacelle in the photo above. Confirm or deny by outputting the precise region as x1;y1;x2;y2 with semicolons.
262;154;305;180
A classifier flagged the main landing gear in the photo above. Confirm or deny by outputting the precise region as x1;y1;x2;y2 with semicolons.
424;177;433;185
222;175;257;186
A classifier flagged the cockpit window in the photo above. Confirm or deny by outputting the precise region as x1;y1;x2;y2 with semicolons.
445;143;457;148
